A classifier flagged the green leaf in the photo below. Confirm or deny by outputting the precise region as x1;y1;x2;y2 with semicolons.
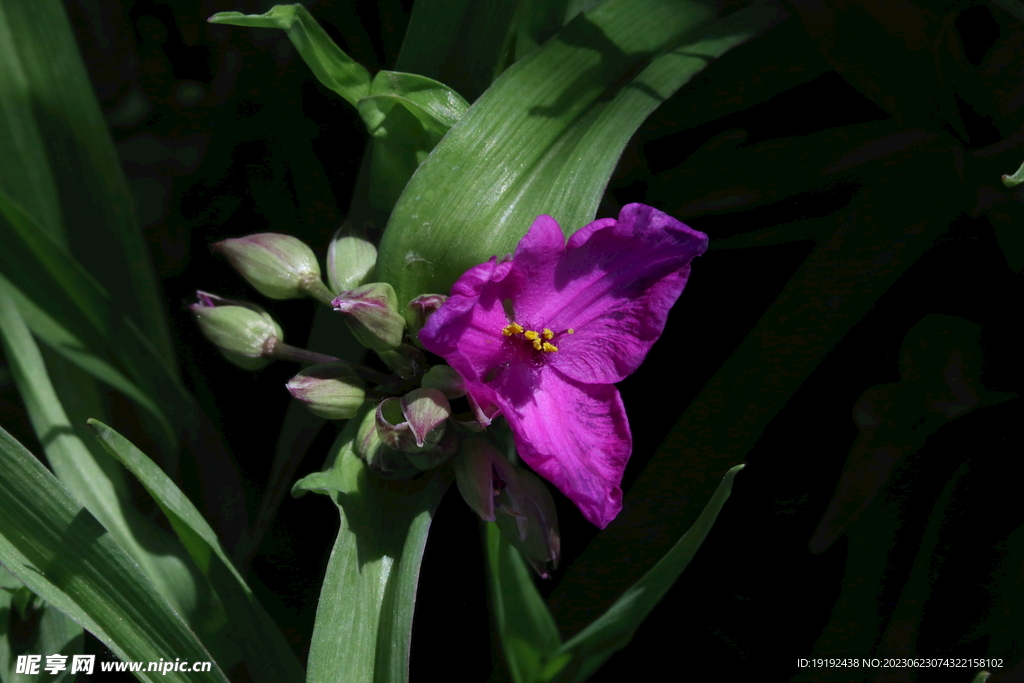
0;567;83;683
87;420;304;683
362;71;469;140
1001;157;1024;187
486;524;563;683
0;0;174;366
394;0;519;102
377;0;781;308
360;71;470;211
209;4;371;107
0;188;111;340
0;284;202;627
550;465;744;683
295;409;448;683
0;271;176;450
0;426;228;683
210;5;469;215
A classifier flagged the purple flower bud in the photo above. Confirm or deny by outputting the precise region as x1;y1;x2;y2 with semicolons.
354;406;419;479
332;283;406;353
213;233;331;301
190;291;282;370
406;293;448;346
286;363;365;420
454;439;560;577
374;388;450;454
495;466;560;579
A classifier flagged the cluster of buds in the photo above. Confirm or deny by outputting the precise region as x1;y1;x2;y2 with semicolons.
193;227;559;575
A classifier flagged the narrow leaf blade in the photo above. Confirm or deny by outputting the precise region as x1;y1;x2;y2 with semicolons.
0;426;228;683
87;420;304;683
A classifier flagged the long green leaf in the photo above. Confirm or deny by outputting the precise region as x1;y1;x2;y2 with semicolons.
0;426;228;683
0;0;173;365
0;271;176;450
87;420;304;683
378;0;780;308
1;567;83;683
550;465;742;682
0;284;202;626
0;188;110;340
394;0;518;101
0;2;62;243
486;524;564;683
209;5;371;107
211;5;470;215
295;410;448;683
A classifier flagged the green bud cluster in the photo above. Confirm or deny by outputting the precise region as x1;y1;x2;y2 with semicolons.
194;228;559;577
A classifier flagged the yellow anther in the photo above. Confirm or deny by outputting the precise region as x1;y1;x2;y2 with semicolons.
502;322;524;336
532;339;543;350
523;330;540;341
567;328;575;334
542;342;558;353
542;328;554;339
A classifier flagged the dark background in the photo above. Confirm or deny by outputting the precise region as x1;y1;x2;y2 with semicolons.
6;0;1018;680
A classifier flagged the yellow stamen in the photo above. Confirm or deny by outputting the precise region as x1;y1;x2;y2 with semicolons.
542;342;558;352
567;328;575;334
532;339;543;350
502;322;524;336
542;328;554;339
523;330;540;341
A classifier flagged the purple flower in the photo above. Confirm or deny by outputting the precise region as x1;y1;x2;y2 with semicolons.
419;204;708;528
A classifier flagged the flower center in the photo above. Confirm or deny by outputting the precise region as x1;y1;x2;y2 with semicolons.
501;322;573;352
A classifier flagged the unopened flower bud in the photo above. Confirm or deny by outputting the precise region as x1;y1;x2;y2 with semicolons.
354;406;418;478
495;467;560;579
213;233;333;302
402;388;451;448
190;291;282;370
421;365;466;399
406;294;447;346
327;226;377;293
375;388;450;453
286;363;365;419
453;438;520;522
332;283;406;352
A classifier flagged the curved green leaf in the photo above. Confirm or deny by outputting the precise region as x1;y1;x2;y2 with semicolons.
209;4;371;107
0;0;173;366
550;465;743;683
88;420;304;683
377;0;780;308
0;283;202;626
486;524;563;683
0;426;228;683
295;410;448;683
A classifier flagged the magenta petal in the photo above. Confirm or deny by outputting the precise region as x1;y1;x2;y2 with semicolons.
494;367;630;528
420;256;516;386
536;204;707;384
